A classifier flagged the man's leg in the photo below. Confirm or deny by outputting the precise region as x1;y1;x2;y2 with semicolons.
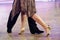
7;0;21;33
28;17;44;34
7;10;20;33
7;10;12;33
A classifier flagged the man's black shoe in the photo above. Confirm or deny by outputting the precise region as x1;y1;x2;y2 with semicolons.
7;29;12;33
36;30;44;34
31;30;44;34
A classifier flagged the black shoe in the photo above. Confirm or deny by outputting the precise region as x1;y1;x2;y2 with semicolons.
7;29;12;33
36;30;44;34
31;32;35;34
31;30;44;34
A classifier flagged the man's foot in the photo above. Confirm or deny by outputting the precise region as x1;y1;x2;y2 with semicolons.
7;29;12;33
36;30;44;34
31;30;44;34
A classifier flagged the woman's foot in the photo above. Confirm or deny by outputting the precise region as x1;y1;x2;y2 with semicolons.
46;27;51;36
19;28;25;35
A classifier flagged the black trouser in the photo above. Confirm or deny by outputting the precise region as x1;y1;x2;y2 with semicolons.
7;10;43;34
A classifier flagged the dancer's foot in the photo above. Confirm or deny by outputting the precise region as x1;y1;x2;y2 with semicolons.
46;27;51;36
36;30;44;34
7;29;12;33
31;30;44;34
19;28;25;35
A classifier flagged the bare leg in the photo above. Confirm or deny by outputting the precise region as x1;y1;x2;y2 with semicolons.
31;14;51;35
19;13;27;34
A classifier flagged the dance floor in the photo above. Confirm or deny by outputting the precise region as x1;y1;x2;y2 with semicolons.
0;1;60;40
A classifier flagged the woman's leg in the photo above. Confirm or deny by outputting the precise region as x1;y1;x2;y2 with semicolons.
31;14;51;35
19;13;27;34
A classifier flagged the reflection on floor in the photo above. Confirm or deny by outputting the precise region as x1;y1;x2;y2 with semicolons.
0;1;60;40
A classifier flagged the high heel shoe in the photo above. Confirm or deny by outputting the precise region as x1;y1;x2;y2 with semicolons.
46;27;51;36
19;28;25;35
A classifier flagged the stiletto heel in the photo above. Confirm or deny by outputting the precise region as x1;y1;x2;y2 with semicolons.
48;26;51;30
46;27;51;36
